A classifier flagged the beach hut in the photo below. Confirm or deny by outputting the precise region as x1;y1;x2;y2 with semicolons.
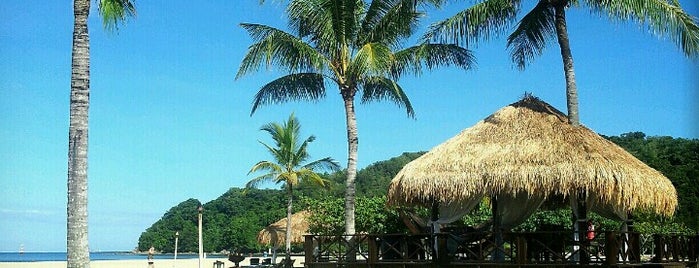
258;210;311;246
387;95;677;234
257;210;311;261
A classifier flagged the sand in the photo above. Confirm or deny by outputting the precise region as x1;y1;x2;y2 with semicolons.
0;256;306;268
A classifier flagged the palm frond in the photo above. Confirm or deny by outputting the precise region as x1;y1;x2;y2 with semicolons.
294;135;315;167
98;0;136;31
506;1;556;70
359;77;415;118
248;160;283;175
358;0;422;47
251;73;326;115
423;0;520;46
277;172;299;186
303;157;342;172
393;43;475;77
297;169;329;187
288;0;361;57
247;161;283;189
347;42;395;79
258;140;283;162
237;23;327;78
586;0;699;58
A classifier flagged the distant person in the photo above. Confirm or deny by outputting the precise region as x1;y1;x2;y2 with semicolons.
586;220;595;241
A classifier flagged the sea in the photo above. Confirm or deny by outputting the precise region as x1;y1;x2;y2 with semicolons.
0;252;211;262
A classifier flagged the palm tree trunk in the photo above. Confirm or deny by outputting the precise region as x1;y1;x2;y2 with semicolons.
553;2;580;126
554;3;588;263
342;90;358;236
285;185;293;266
68;0;91;268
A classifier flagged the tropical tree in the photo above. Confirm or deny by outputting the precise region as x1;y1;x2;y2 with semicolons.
246;114;340;265
423;0;699;257
68;1;134;268
237;0;474;236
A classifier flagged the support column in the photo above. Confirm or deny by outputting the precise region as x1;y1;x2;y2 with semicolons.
492;196;504;261
574;192;589;264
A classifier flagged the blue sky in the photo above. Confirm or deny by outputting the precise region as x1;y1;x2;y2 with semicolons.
1;0;697;252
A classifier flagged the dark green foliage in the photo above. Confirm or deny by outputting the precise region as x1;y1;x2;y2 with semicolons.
139;134;698;251
356;152;425;197
303;196;405;235
605;132;699;232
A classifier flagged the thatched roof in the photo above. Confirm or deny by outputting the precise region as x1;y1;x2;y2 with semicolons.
257;211;310;246
387;96;677;216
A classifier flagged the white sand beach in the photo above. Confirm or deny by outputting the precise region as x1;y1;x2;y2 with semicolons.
0;256;306;268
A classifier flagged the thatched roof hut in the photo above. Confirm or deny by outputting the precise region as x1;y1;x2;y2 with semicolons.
387;96;677;217
257;211;311;247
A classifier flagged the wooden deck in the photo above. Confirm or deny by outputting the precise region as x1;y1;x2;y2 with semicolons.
301;232;698;268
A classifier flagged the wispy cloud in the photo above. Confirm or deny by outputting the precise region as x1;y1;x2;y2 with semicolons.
0;208;60;217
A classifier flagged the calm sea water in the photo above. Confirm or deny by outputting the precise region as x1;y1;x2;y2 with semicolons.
0;252;208;262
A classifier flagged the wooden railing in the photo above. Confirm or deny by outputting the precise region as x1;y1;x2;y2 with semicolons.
651;234;699;263
303;232;698;267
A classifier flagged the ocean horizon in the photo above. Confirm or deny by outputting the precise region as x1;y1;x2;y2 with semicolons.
0;252;216;262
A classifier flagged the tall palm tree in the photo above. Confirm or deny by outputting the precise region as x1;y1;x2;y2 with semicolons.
68;1;134;268
237;0;474;236
247;114;340;266
424;0;698;261
425;0;699;127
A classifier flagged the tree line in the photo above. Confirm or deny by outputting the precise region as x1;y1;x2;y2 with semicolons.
137;132;698;253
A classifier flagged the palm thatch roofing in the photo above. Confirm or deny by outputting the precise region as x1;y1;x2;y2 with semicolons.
387;96;677;217
257;210;311;246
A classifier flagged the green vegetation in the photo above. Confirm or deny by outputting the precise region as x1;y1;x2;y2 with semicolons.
138;132;698;252
604;132;699;232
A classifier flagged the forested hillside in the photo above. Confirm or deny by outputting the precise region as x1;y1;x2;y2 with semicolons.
137;133;698;252
604;132;698;230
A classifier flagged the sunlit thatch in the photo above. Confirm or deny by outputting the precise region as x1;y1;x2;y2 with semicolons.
257;210;310;246
387;96;676;216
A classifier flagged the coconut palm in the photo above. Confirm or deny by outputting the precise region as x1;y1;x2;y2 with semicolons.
237;0;474;236
68;1;134;268
247;114;341;265
425;0;699;127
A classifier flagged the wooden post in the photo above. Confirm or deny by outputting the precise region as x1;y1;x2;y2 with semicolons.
576;192;589;265
437;233;449;265
430;199;440;265
304;235;314;265
671;235;679;261
690;235;698;261
625;213;641;263
604;231;619;265
691;235;698;261
653;234;664;262
367;235;378;264
492;196;504;262
515;234;528;264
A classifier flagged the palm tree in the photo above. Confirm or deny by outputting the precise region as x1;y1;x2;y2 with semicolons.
246;114;341;266
237;0;474;236
424;0;698;261
68;1;134;268
425;0;699;127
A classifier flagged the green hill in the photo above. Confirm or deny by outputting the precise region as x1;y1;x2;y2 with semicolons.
137;133;698;252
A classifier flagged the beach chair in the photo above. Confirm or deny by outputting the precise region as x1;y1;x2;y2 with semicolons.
272;258;294;268
249;257;260;267
261;258;272;266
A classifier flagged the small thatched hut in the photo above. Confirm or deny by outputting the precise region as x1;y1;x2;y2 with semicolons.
257;210;311;247
387;95;676;227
